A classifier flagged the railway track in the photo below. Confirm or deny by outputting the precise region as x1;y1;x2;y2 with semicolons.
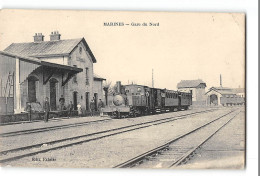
0;109;217;138
113;108;241;168
0;119;111;138
0;108;220;164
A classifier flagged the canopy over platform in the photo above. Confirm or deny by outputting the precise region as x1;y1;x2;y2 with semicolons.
0;50;83;86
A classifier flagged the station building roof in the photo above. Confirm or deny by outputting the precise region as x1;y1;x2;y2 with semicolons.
94;74;106;81
205;87;237;95
4;38;97;63
177;79;206;89
0;50;83;85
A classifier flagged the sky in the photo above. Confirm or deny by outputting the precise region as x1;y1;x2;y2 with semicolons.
0;10;245;91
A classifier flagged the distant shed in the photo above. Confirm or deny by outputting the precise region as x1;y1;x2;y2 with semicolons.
177;79;207;106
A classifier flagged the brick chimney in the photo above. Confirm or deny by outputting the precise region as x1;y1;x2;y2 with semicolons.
33;33;44;42
50;31;61;41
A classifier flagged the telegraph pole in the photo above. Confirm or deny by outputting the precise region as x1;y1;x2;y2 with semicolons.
220;74;222;87
152;69;154;88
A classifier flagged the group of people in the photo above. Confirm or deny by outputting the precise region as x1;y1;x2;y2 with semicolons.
43;96;105;122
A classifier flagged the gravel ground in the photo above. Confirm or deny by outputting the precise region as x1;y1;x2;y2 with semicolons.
176;107;245;169
2;107;236;168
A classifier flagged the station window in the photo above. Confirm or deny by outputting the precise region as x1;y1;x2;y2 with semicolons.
68;56;72;65
79;47;82;54
85;67;89;85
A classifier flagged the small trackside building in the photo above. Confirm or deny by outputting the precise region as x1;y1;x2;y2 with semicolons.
205;87;245;106
177;79;207;106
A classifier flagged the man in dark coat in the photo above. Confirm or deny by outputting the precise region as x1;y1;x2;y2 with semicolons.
59;95;66;111
90;99;95;117
68;101;73;118
44;97;50;122
98;99;104;116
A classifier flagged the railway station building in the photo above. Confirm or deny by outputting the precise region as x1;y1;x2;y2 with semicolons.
177;79;207;106
0;32;105;115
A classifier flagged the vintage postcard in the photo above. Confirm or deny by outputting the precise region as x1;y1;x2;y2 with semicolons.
0;9;245;169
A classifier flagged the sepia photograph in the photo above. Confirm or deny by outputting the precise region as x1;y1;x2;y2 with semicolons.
0;9;247;169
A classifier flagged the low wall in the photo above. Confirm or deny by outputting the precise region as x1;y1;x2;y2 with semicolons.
0;97;14;114
0;110;100;124
192;101;206;106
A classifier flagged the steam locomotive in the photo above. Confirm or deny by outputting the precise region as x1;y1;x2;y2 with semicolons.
102;81;192;118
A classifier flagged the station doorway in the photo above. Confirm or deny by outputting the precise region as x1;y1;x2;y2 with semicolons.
28;76;38;102
73;91;78;110
210;94;218;105
94;93;98;111
49;78;58;111
85;92;89;111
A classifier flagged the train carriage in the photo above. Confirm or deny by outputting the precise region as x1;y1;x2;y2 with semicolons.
179;92;192;110
164;90;179;111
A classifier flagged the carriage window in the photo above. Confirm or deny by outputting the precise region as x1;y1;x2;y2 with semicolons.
137;87;141;92
126;90;129;93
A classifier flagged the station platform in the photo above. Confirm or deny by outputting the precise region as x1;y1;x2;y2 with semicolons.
0;115;111;135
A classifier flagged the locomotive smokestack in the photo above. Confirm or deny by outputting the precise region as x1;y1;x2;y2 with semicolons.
116;81;121;94
152;69;154;88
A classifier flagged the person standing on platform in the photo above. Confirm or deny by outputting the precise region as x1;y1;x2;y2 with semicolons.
59;95;66;111
68;101;73;118
44;97;50;122
77;103;82;117
98;99;104;116
90;99;95;117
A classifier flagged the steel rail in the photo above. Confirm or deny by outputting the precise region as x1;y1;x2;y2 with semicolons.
170;111;241;168
0;119;111;137
0;109;217;138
